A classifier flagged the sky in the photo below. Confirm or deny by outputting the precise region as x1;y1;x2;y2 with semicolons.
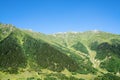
0;0;120;34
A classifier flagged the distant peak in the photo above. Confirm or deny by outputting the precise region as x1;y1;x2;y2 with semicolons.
82;30;101;34
52;31;80;35
92;29;100;33
56;32;67;34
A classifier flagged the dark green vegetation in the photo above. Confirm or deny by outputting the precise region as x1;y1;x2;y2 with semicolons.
94;73;120;80
23;35;79;72
0;23;120;80
100;57;120;73
0;32;27;73
90;40;120;60
90;39;120;74
72;42;88;54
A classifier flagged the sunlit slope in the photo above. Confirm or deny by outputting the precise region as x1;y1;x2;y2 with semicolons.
0;25;82;74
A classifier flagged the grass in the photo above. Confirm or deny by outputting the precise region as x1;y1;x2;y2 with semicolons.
0;69;93;80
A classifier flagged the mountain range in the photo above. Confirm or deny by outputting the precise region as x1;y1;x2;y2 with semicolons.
0;23;120;80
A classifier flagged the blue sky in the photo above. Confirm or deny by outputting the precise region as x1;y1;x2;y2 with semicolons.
0;0;120;34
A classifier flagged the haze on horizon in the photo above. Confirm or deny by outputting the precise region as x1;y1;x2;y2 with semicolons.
0;0;120;34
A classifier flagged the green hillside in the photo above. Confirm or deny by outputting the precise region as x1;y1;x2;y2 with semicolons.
0;24;120;80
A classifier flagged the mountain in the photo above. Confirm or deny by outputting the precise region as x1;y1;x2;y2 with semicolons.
0;23;120;80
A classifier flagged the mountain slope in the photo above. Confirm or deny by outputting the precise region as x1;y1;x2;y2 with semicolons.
0;24;120;80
